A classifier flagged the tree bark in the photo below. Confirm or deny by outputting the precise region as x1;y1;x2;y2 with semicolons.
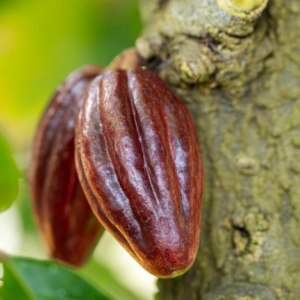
138;0;300;299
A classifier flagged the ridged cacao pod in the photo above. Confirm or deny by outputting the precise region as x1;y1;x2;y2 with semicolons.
75;68;203;278
29;66;104;267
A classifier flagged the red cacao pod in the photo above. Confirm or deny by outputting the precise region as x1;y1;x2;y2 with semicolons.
29;66;104;267
76;68;203;278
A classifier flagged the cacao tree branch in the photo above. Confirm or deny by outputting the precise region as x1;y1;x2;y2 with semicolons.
138;0;300;299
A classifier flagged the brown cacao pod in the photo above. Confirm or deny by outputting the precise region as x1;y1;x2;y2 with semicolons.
29;66;104;267
75;68;203;278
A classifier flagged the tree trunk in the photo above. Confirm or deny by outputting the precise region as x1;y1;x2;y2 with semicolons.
137;0;300;299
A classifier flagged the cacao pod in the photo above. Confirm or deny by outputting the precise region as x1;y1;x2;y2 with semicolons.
29;66;104;267
75;68;203;278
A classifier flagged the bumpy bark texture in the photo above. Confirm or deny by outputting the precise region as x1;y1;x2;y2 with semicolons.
138;0;300;299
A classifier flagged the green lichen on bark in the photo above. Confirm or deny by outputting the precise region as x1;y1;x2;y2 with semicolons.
138;0;300;299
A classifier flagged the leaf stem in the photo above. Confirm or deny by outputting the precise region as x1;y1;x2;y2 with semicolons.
0;251;9;262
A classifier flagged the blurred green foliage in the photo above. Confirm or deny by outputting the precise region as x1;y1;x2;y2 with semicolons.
0;130;19;211
0;0;141;149
79;259;141;300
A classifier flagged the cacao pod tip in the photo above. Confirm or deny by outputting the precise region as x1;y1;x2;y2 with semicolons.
143;247;196;278
163;266;192;279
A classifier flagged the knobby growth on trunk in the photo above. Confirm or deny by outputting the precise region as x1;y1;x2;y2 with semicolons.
138;0;300;299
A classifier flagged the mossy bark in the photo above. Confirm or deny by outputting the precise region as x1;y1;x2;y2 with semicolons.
138;0;300;299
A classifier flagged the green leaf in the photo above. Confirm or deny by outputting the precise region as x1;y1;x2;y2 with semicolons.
79;259;141;300
0;131;19;212
2;257;112;300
